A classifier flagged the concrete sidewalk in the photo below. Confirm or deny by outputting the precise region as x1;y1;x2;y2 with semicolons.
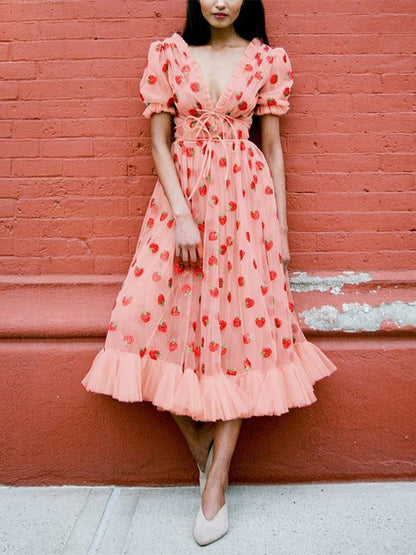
0;481;415;554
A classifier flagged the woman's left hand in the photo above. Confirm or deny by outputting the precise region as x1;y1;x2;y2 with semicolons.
280;231;290;273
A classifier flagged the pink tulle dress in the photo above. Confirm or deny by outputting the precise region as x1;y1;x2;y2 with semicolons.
81;32;337;421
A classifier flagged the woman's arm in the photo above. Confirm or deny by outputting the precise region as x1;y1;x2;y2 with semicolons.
150;112;203;268
259;114;290;271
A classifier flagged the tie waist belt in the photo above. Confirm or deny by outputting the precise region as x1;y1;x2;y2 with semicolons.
174;110;251;201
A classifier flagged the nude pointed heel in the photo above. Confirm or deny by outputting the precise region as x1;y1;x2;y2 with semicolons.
193;501;229;546
197;441;214;494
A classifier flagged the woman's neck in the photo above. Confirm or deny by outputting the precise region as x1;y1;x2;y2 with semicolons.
208;26;243;48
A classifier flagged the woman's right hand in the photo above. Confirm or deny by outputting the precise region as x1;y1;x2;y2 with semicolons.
174;212;203;269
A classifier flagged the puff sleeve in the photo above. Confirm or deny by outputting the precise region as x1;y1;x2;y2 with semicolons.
254;46;293;116
139;39;177;119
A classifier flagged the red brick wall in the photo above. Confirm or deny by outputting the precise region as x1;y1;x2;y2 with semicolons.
1;0;414;275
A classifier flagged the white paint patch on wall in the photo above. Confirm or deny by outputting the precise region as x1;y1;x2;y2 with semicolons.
300;302;416;332
290;271;372;295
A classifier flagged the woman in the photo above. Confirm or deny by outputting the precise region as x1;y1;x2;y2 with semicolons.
82;0;337;546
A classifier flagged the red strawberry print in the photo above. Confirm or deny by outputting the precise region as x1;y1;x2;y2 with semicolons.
283;87;290;97
267;98;277;107
233;164;241;173
182;283;192;295
192;321;197;331
175;75;183;85
149;243;159;254
274;317;282;328
219;319;227;331
139;346;146;358
210;286;219;297
270;74;278;84
150;198;157;208
108;321;117;331
255;161;264;171
245;63;253;71
158;294;165;305
219;244;227;255
209;340;219;352
251;210;259;220
265;239;273;251
202;315;209;326
227;291;232;302
171;305;181;316
245;297;255;308
141;310;151;323
149;349;161;360
199;184;207;196
260;284;268;295
238;276;245;286
267;55;273;64
190;82;200;91
228;201;237;211
122;296;132;306
181;64;190;73
242;333;251;344
169;340;178;352
147;75;157;85
219;157;227;167
123;335;134;345
226;368;237;376
228;260;233;271
194;220;204;233
233;316;241;327
244;358;252;370
239;249;245;260
261;347;272;358
236;91;243;100
256;316;265;327
265;186;273;194
152;271;162;282
208;255;218;266
253;259;258;269
167;218;175;228
238;101;247;111
134;266;144;277
146;217;154;228
219;214;227;225
210;194;219;206
246;231;251;241
174;261;185;274
160;250;169;261
221;345;227;355
289;302;294;312
158;321;167;332
194;345;201;357
282;337;292;349
209;230;218;240
160;210;168;221
283;54;287;63
269;270;277;280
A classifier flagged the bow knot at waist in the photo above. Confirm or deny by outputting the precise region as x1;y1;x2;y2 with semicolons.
175;110;250;142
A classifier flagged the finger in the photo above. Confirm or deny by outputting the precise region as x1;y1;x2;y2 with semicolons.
189;246;198;265
181;246;189;266
196;242;203;261
175;244;181;259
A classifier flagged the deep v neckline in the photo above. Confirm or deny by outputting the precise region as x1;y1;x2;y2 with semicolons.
173;32;258;111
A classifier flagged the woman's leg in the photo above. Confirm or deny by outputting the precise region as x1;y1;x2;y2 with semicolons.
170;414;215;471
201;418;242;520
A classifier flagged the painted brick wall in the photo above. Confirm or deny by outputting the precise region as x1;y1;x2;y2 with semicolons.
1;0;414;275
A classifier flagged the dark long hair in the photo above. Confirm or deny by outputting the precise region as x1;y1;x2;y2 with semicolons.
181;0;269;45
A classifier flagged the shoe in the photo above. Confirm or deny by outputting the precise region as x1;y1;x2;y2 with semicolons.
193;501;229;546
197;441;214;494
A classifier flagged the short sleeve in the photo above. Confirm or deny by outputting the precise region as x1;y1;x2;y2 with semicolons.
254;46;293;116
139;39;177;119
